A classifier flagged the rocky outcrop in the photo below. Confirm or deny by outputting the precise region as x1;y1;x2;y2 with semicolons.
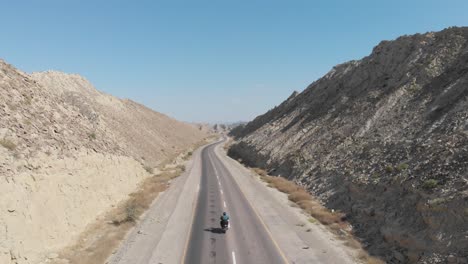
0;60;208;263
229;27;468;263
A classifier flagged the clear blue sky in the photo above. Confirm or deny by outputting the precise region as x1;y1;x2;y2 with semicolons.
2;1;468;123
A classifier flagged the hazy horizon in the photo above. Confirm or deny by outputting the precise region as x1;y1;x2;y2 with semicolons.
2;0;468;123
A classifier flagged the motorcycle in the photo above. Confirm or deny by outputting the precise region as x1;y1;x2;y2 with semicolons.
220;220;229;233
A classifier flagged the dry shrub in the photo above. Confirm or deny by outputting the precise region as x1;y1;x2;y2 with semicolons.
268;180;345;226
255;172;346;227
263;175;298;194
357;251;386;264
144;165;154;174
223;138;233;151
252;167;268;176
288;189;312;203
250;165;384;264
297;200;322;213
344;239;362;249
63;163;186;264
274;180;299;193
53;138;204;264
366;258;386;264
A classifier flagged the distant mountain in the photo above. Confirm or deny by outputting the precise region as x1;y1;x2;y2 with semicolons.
229;27;468;263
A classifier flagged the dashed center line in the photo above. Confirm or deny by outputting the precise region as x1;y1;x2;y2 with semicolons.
220;189;223;194
223;201;227;208
232;251;237;264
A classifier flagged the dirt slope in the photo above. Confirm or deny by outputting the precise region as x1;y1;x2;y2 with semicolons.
0;60;208;264
229;27;468;263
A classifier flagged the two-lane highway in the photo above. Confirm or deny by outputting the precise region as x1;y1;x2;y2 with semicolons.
110;139;355;264
183;141;287;264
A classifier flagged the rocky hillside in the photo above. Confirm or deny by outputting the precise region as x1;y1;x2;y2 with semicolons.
229;27;468;263
29;70;206;166
0;60;208;263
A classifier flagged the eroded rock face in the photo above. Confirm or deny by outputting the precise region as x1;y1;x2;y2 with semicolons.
229;27;468;263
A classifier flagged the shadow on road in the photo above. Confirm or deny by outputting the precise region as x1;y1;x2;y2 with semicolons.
204;227;226;234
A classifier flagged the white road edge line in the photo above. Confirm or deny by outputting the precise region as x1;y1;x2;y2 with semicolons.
232;251;236;264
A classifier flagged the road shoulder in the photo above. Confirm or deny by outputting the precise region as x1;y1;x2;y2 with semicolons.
108;143;206;264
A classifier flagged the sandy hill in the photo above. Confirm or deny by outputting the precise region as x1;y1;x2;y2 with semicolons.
0;60;208;263
229;27;468;263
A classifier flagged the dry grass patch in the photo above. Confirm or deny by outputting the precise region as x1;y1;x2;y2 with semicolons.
111;165;185;226
183;151;193;160
357;251;386;264
297;200;345;226
252;167;268;177
258;173;345;227
251;168;385;264
223;138;233;151
261;175;298;193
288;189;313;203
56;164;186;264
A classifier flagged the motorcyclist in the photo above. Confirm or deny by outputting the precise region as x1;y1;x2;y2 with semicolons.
220;212;230;229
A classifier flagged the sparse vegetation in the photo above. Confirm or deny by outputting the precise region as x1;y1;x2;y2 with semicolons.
68;161;188;264
88;132;97;140
177;164;186;173
112;203;138;225
385;165;394;173
223;138;233;151
357;251;387;264
24;95;33;105
252;167;267;176
111;164;185;226
251;168;385;264
407;84;422;94
144;166;154;174
422;179;439;189
427;197;446;206
288;189;313;203
125;203;137;222
182;151;193;160
0;138;16;151
396;163;409;171
256;171;346;227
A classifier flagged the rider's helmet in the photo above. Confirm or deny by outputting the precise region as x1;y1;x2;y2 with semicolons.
223;212;227;216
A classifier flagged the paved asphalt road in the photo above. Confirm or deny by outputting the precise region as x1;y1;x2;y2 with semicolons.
183;141;287;264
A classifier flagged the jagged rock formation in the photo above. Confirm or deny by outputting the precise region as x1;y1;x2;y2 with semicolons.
0;60;208;263
229;27;468;263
